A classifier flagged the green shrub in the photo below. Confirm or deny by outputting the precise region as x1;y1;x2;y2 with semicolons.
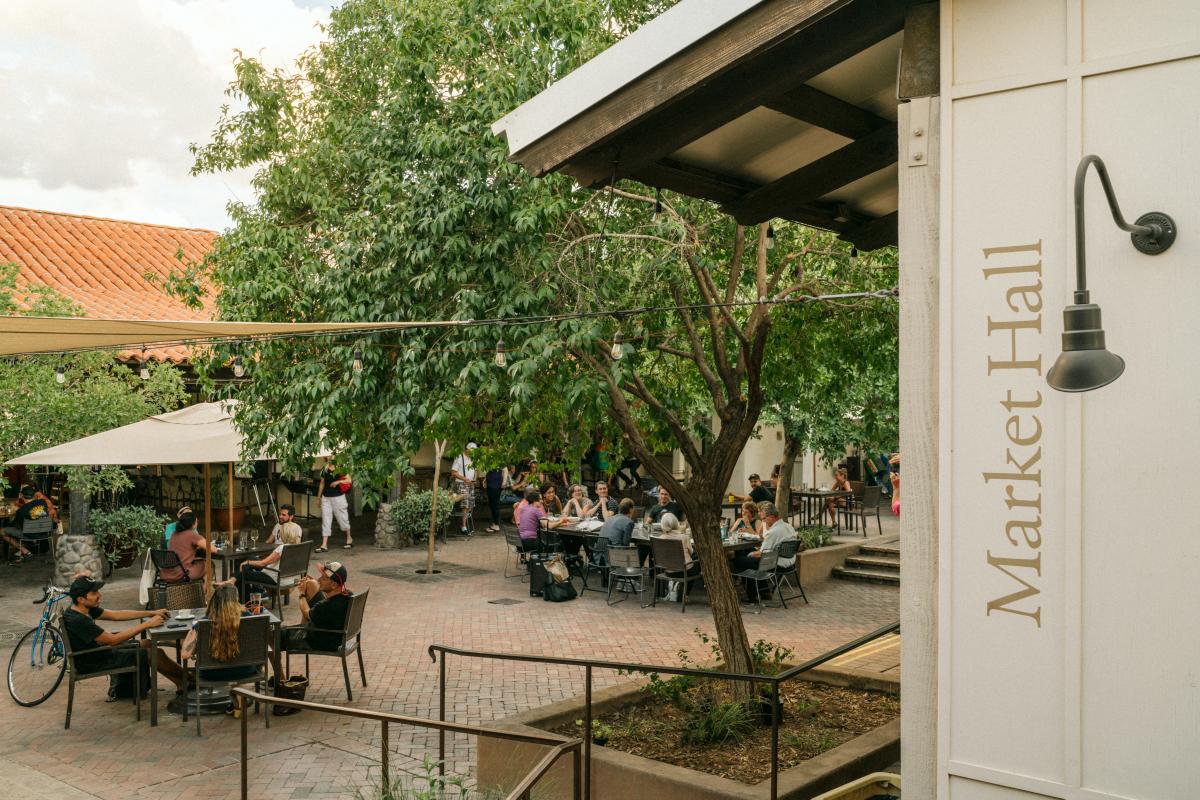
389;488;455;543
89;505;168;564
354;755;491;800
796;525;833;551
681;695;755;746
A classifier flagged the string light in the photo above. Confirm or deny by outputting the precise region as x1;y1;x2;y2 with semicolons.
352;348;363;373
766;225;776;250
654;188;663;216
850;247;859;268
610;331;624;361
494;339;506;368
55;363;65;384
232;355;245;378
138;348;150;380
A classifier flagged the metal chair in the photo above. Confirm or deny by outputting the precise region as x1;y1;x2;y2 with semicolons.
58;618;142;730
581;537;611;593
284;588;369;700
245;541;313;610
732;550;781;613
503;529;531;579
150;548;189;586
605;546;646;606
772;539;808;606
186;615;271;736
844;485;884;537
649;537;703;613
11;515;55;563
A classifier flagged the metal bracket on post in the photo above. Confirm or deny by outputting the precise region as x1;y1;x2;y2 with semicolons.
906;96;931;168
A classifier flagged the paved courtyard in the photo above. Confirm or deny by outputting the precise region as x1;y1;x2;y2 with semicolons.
0;517;899;799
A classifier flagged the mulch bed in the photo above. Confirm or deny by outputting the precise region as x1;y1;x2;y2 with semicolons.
549;680;899;785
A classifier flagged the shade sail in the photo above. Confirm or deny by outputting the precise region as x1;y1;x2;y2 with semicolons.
0;316;454;357
6;400;329;466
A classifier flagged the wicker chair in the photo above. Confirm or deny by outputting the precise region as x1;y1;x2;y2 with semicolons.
284;589;369;700
605;546;646;607
649;537;703;613
185;615;272;736
245;541;313;610
58;619;142;730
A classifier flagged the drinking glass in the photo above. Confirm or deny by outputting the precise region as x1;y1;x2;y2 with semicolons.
249;593;263;614
250;530;260;547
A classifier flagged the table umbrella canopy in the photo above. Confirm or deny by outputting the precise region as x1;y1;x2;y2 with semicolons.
6;400;329;466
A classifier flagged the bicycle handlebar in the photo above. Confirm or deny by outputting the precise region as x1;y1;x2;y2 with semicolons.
34;585;66;604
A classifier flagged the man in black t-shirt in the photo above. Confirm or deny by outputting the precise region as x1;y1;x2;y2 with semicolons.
61;576;186;687
3;486;54;562
283;561;353;652
734;473;776;505
645;487;684;524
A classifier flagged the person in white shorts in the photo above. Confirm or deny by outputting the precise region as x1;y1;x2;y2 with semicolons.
450;443;478;537
316;464;353;552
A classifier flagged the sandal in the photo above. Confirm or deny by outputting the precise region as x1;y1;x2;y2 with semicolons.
342;542;354;549
315;546;328;553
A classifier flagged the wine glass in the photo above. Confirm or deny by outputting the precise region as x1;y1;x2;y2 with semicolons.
250;529;260;548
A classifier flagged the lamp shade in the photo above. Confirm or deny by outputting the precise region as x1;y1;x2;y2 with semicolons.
1046;301;1125;392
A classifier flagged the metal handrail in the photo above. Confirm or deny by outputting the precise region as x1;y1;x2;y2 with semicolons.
428;620;900;800
231;688;583;800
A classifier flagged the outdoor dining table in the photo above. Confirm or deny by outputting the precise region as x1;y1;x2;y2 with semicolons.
145;607;282;726
554;521;759;554
795;489;854;533
210;542;276;582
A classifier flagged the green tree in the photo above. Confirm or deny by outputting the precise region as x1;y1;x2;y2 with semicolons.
188;0;893;679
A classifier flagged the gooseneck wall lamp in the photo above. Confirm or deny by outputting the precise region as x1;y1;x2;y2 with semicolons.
1046;155;1178;392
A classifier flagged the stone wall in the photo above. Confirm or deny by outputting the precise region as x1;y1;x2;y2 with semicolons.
55;533;105;585
374;502;401;549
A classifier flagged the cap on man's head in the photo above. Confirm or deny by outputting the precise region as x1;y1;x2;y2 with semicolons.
748;473;760;481
319;561;348;586
68;576;105;600
466;442;478;450
19;485;36;499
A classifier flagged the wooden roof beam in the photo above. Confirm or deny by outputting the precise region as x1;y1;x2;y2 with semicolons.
838;210;898;250
723;124;898;225
764;84;891;140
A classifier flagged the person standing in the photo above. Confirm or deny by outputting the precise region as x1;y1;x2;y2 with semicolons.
317;463;353;553
450;443;478;537
484;467;504;533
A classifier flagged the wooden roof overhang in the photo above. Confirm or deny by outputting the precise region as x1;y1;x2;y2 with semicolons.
494;0;937;251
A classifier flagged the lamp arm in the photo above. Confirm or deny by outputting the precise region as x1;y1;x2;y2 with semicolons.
1073;155;1164;299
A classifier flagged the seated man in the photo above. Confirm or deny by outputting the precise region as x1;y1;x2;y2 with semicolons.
163;511;217;583
644;487;684;524
583;481;619;522
62;575;186;691
3;485;55;563
593;498;636;563
265;504;302;545
730;503;797;601
282;561;354;652
733;473;775;504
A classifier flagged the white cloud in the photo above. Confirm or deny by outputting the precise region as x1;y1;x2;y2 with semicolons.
0;0;331;231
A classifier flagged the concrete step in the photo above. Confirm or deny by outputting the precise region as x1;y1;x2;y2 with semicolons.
845;555;901;572
832;566;901;585
859;544;900;558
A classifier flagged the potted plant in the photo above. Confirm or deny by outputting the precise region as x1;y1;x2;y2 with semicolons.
209;471;247;531
89;505;168;571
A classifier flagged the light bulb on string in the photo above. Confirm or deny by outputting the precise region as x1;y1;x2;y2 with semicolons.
138;349;150;380
232;355;245;378
352;348;363;373
55;363;65;385
850;247;859;268
766;225;776;250
654;188;663;216
610;331;624;361
494;340;506;368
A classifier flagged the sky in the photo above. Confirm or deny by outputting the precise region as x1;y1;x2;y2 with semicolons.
0;0;334;233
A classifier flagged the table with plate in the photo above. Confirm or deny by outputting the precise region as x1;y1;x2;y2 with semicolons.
145;606;282;726
210;542;276;582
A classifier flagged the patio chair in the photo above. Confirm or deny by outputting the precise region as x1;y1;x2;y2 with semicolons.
245;541;313;610
58;619;142;730
581;536;611;594
284;588;369;700
649;537;703;613
732;550;781;614
150;548;189;586
605;546;646;607
844;485;883;537
772;539;808;606
839;483;865;531
185;615;271;736
503;529;531;579
149;581;206;662
10;515;55;563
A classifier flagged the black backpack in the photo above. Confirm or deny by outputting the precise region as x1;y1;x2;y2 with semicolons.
542;580;578;603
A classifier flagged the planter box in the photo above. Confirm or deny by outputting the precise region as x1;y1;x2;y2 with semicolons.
797;540;868;586
211;506;247;532
476;669;899;800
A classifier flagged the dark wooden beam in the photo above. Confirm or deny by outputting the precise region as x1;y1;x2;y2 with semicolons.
898;3;940;99
839;210;898;250
723;124;897;225
554;0;913;188
764;84;890;140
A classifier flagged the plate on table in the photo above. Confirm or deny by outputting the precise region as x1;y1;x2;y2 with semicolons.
175;611;195;621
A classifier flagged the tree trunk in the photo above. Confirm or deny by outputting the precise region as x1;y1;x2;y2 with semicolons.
68;489;89;536
775;432;803;517
685;503;755;690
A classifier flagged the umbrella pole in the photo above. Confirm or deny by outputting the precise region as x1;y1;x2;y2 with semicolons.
204;463;213;594
227;462;235;548
426;439;447;574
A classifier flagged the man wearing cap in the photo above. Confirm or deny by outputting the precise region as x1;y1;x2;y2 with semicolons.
62;576;187;689
282;561;353;653
3;485;55;563
450;443;478;537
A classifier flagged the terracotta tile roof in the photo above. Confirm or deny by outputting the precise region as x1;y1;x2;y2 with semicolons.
0;205;217;363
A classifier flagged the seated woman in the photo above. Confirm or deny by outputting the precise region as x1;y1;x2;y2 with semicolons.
824;468;852;527
890;453;901;516
561;484;590;518
728;501;764;539
655;514;701;599
237;523;302;602
180;585;259;716
541;484;565;516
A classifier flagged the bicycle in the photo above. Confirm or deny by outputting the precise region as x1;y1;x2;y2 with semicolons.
7;585;69;706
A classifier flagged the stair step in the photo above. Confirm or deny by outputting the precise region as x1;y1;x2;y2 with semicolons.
859;544;900;558
845;555;900;571
833;566;901;585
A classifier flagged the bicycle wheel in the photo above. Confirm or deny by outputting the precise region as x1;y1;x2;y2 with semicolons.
7;624;66;707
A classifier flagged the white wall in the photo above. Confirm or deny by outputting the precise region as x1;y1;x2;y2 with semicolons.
939;3;1200;798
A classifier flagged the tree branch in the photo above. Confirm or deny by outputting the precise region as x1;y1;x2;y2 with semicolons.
667;281;726;407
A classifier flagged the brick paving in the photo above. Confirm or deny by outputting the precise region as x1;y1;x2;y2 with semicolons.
0;515;899;799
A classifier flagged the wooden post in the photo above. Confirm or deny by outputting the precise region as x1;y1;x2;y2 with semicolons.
425;439;447;574
203;463;213;593
227;462;235;548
